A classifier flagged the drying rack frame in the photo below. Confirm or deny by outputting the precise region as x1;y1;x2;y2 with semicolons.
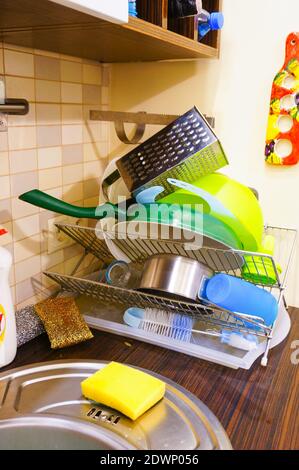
45;223;297;367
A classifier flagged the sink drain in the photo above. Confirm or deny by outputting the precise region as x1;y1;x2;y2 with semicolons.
87;407;121;425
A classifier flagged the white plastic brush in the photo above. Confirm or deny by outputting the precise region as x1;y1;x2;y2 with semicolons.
123;307;259;351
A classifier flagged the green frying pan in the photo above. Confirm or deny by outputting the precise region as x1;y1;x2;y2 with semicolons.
19;189;242;251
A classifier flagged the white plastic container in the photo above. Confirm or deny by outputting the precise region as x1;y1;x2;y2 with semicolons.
0;246;17;368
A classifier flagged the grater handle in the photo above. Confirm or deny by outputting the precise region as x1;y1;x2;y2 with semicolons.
102;169;122;201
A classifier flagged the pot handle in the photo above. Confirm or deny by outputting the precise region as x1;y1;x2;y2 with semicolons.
167;178;235;219
19;190;125;220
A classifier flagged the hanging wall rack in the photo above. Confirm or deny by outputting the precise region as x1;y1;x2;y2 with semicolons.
90;109;215;144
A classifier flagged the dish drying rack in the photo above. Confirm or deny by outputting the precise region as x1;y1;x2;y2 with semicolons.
45;224;297;369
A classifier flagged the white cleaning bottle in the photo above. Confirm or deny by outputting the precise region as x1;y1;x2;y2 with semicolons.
0;243;17;368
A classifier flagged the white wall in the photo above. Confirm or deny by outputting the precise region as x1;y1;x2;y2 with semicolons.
110;0;299;306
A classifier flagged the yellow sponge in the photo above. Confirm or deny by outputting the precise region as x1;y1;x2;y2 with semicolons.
81;362;166;421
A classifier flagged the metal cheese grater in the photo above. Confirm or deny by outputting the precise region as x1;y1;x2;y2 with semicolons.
115;106;228;199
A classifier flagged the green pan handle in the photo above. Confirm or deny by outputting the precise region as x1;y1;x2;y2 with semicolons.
19;190;124;220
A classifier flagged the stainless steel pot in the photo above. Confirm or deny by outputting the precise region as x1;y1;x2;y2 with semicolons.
139;254;214;301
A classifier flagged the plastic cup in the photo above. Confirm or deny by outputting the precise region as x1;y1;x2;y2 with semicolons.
205;274;278;327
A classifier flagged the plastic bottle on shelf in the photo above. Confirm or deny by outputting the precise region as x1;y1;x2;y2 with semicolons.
198;9;224;41
0;230;17;368
128;1;138;17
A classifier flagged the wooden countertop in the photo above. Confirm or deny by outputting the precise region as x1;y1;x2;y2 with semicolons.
3;307;299;450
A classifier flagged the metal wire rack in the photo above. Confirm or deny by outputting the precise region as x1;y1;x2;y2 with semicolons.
45;272;271;336
55;223;296;289
47;224;297;366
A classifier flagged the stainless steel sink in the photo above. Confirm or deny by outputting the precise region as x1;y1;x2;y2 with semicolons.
0;416;132;450
0;360;232;450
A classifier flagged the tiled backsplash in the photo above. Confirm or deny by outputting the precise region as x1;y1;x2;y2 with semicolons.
0;43;110;310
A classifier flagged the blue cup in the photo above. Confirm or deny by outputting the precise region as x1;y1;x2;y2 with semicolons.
205;274;278;328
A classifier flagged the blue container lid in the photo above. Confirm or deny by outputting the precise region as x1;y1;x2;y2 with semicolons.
210;12;224;30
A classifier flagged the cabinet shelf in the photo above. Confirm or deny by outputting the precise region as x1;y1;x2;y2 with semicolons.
0;0;221;62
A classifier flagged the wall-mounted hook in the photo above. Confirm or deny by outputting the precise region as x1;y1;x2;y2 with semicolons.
0;98;29;116
0;77;30;132
90;109;215;144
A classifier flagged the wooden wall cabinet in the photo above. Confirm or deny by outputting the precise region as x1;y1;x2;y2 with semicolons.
0;0;222;62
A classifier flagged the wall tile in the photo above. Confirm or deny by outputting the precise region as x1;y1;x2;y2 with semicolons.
83;160;102;180
1;46;109;309
37;126;62;148
44;187;62;200
8;127;36;151
83;64;101;85
15;254;41;284
0;132;8;152
35;55;61;81
36;104;61;124
36;80;61;102
61;82;82;103
8;104;36;127
39;210;56;231
41;250;64;270
16;273;42;304
62;163;83;185
99;124;110;144
16;293;43;310
63;182;84;203
10;171;38;198
62;144;83;165
38;147;62;169
14;234;41;263
61;60;82;83
5;76;35;101
83;142;108;161
0;176;10;200
12;197;39;220
0;199;11;223
62;125;83;145
83;123;102;143
64;243;84;261
62;104;83;124
83;84;101;104
4;49;34;77
39;167;62;190
0;151;9;176
10;149;37;174
13;214;40;242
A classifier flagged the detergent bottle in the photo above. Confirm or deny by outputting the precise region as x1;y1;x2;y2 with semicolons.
0;231;17;368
